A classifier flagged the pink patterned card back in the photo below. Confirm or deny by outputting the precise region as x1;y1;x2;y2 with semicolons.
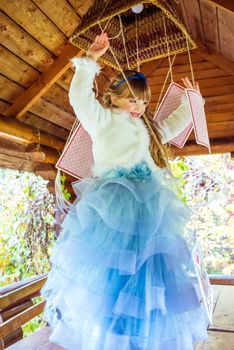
56;123;94;179
154;82;210;151
186;89;211;152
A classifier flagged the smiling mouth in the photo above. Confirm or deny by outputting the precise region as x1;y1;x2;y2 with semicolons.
130;112;141;117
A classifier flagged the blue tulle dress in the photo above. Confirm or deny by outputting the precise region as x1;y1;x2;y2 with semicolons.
41;161;209;350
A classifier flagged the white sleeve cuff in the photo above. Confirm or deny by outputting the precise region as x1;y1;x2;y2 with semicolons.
70;57;102;76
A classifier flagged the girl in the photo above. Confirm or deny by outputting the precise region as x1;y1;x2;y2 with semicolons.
41;33;209;350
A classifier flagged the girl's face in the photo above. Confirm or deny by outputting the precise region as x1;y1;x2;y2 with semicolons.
111;96;148;118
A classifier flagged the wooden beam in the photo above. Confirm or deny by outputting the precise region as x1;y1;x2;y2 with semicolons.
196;42;234;76
0;138;59;164
25;144;59;164
209;275;234;286
172;138;234;156
0;115;65;151
209;0;234;13
5;43;83;119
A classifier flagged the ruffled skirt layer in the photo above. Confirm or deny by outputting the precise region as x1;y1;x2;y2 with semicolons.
41;164;209;350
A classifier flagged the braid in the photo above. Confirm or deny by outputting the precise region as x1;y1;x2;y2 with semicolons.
142;110;172;169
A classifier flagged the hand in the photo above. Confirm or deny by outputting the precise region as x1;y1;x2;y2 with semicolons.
87;32;109;61
181;77;201;94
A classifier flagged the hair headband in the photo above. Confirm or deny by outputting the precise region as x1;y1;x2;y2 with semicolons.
113;71;148;89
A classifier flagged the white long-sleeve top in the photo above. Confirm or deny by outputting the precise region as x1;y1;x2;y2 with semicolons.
69;57;191;177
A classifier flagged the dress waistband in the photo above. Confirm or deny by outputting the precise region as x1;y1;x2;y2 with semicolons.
102;161;153;181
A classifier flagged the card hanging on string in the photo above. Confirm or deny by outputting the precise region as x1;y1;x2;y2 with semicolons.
56;123;94;179
154;82;211;152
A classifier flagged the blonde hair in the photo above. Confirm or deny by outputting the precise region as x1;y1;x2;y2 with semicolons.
103;70;171;168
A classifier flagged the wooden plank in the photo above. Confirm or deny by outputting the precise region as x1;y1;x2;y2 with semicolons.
0;46;39;88
0;11;55;72
182;0;205;41
200;0;220;53
0;99;9;115
210;286;234;331
151;84;234;98
148;68;229;86
149;61;216;77
20;112;69;140
0;115;65;151
205;103;234;113
0;75;24;102
0;153;42;174
196;42;234;76
29;99;75;130
0;0;66;56
209;0;234;13
210;275;234;286
43;85;74;115
3;327;23;349
67;0;95;17
0;301;45;338
205;94;234;104
0;140;45;163
0;275;47;296
0;99;69;140
57;69;74;91
6;326;64;350
195;331;234;350
0;276;46;311
151;85;234;102
149;76;234;89
218;7;234;62
5;43;82;119
33;0;81;38
2;300;33;322
0;138;59;165
172;138;234;156
0;153;58;176
141;57;169;77
205;112;234;123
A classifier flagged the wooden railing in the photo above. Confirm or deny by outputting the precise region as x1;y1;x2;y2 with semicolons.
0;274;233;349
0;275;47;349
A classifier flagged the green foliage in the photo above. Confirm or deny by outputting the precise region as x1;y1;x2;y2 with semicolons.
171;154;234;275
60;174;71;200
170;158;189;204
0;168;57;337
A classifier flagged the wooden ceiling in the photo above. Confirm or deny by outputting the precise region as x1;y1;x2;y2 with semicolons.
0;0;234;193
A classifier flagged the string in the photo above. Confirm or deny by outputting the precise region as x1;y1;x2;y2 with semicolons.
118;15;130;69
98;21;137;99
154;54;177;116
185;32;195;87
135;14;140;72
162;11;173;83
165;0;195;86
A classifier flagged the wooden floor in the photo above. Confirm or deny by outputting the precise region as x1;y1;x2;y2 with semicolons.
7;285;234;350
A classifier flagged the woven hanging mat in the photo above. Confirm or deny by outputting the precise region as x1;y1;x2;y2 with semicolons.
69;0;197;70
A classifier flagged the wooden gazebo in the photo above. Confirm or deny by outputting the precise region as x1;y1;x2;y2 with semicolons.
0;0;233;349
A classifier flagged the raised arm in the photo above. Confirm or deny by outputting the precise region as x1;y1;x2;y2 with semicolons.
156;77;203;144
69;57;111;136
156;95;191;144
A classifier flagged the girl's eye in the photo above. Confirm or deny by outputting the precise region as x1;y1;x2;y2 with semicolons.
144;101;148;105
130;100;137;103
